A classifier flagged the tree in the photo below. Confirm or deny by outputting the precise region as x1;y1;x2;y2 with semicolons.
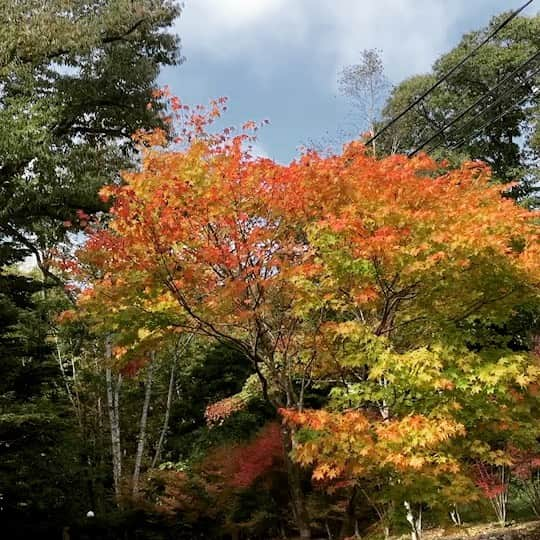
0;271;91;538
73;99;319;537
0;0;181;275
338;49;391;153
377;11;540;204
0;2;181;535
72;93;540;537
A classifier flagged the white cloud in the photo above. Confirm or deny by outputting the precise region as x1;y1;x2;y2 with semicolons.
166;0;537;163
327;0;465;81
178;0;467;84
187;0;287;27
178;0;307;60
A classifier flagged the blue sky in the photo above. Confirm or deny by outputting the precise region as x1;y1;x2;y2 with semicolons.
160;0;538;164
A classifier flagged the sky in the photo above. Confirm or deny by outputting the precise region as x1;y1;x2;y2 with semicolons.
161;0;538;164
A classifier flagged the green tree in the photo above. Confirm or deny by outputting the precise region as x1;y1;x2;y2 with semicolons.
0;2;181;536
0;272;90;538
378;11;540;204
0;0;181;273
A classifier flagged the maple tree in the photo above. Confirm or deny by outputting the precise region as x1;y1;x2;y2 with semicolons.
509;447;540;518
474;462;509;526
72;92;540;538
203;421;284;490
146;421;285;538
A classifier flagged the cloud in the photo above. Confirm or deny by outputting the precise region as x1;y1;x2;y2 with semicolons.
186;0;287;27
178;0;534;85
178;0;470;85
170;0;534;163
178;0;306;61
246;141;270;159
326;0;465;80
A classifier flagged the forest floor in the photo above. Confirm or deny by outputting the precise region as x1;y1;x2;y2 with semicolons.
407;520;540;540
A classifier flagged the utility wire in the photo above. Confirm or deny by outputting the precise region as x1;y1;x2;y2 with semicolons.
364;0;535;147
430;67;540;156
408;48;540;156
414;58;540;157
451;88;540;152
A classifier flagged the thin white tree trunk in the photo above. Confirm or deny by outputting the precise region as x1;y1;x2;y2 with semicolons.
325;519;333;540
105;339;122;501
379;376;390;420
152;335;193;467
491;467;508;526
152;361;175;467
55;335;82;426
405;501;422;540
132;358;154;496
450;504;462;526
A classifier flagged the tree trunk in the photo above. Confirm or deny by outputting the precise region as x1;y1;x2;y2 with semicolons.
404;501;422;540
325;519;333;540
132;359;154;496
105;339;122;501
450;504;462;526
152;360;175;467
339;486;359;539
55;335;82;426
282;424;311;539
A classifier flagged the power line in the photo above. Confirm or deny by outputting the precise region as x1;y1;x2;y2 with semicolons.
408;49;540;156
427;63;540;154
409;52;540;156
451;89;540;152
364;0;535;147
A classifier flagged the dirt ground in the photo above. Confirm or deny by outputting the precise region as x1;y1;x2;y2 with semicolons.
408;521;540;540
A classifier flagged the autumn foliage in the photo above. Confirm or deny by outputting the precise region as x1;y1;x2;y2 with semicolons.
204;395;247;427
207;422;284;489
280;409;464;481
71;95;540;537
74;95;540;403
